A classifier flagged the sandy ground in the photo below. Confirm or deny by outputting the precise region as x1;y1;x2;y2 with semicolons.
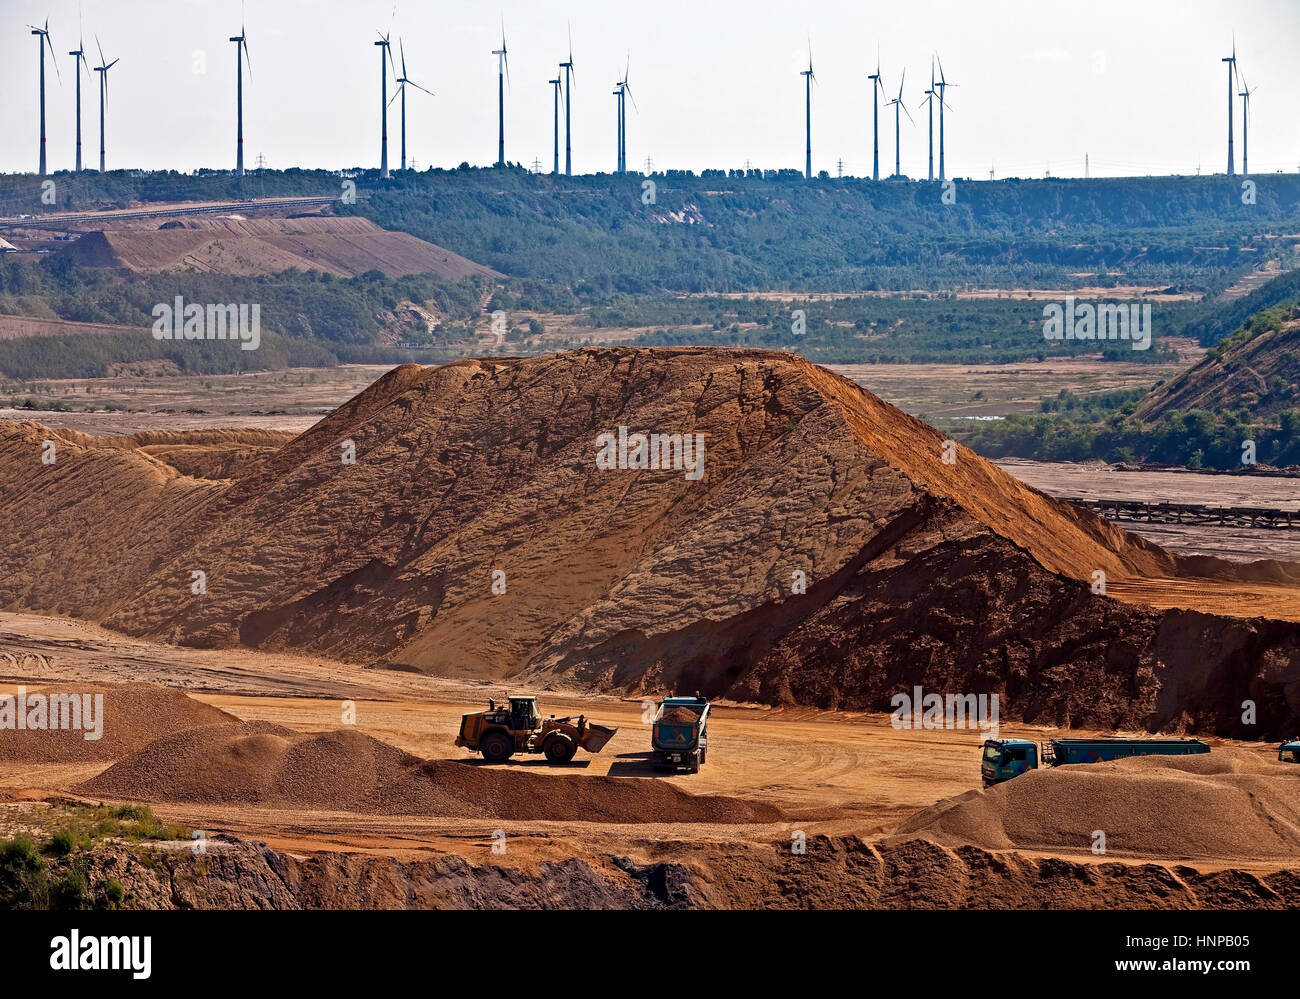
0;609;1284;873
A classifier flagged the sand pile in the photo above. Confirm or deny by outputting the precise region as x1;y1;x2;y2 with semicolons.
0;682;235;763
896;749;1300;862
79;722;421;809
3;348;1299;732
659;708;700;724
77;722;781;823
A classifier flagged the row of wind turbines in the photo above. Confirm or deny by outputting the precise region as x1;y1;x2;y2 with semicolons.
800;45;957;182
482;21;629;179
29;18;118;175
1222;36;1259;176
22;15;1263;182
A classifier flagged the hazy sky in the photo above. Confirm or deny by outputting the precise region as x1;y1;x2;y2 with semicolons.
2;0;1298;179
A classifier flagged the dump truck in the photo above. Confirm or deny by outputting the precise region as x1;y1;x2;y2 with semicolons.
1279;739;1300;763
981;736;1210;786
652;696;709;773
455;696;618;764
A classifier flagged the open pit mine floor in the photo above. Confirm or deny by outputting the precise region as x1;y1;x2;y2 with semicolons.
2;611;1300;910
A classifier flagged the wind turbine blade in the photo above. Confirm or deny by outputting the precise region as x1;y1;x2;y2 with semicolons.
107;57;118;70
388;86;401;108
409;80;434;97
400;38;406;78
96;34;105;67
243;36;252;78
45;32;63;85
902;102;915;125
626;82;637;112
898;67;905;99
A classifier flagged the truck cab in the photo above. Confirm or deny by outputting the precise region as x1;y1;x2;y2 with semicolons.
982;738;1038;786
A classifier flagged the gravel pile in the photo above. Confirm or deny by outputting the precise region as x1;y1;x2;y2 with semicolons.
79;721;782;824
0;682;235;763
897;749;1300;861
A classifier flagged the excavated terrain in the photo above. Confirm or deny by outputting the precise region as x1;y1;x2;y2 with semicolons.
1;348;1298;736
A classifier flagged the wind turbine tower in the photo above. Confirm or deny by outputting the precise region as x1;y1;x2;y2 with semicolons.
919;59;935;181
375;31;395;178
888;68;913;177
1238;73;1256;175
801;45;815;179
394;41;434;171
93;37;118;172
69;34;89;172
493;23;509;166
937;56;956;182
868;57;883;181
1227;39;1237;176
614;56;636;173
229;25;251;177
29;20;60;176
549;76;562;173
561;28;576;175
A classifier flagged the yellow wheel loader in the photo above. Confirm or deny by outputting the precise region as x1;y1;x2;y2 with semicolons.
454;696;618;764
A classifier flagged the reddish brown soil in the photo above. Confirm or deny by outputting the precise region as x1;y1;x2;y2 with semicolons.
57;216;503;280
1;348;1297;737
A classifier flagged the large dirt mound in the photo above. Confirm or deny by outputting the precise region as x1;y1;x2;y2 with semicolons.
895;749;1300;862
77;721;780;823
0;682;235;762
2;347;1298;733
59;216;503;280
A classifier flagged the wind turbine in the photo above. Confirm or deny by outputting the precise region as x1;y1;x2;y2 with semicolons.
1223;37;1237;176
492;21;509;166
868;55;883;181
29;19;61;176
801;44;815;180
549;76;562;174
374;31;397;178
919;59;935;181
615;55;636;173
393;40;434;171
229;24;251;177
69;31;90;172
561;26;576;175
887;68;913;178
936;55;956;181
1238;72;1256;176
93;36;118;173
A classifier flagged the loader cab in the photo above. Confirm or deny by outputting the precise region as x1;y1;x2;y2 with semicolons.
1279;740;1300;763
508;697;539;732
981;738;1038;786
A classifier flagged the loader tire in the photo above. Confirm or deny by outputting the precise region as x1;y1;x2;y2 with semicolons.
543;735;577;764
480;732;514;763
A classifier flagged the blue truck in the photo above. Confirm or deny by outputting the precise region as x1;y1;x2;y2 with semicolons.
1279;739;1300;763
982;736;1211;786
652;696;710;773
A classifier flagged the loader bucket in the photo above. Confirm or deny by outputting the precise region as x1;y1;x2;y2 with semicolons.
579;723;618;753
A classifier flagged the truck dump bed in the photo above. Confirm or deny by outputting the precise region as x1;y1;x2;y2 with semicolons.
1047;737;1210;766
652;700;708;752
